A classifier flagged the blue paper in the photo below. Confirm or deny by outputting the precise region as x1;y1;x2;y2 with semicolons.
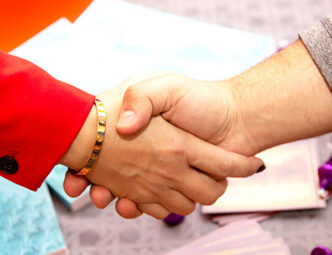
11;0;276;95
0;178;67;255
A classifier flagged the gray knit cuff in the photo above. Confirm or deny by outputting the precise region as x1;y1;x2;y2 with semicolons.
299;16;332;90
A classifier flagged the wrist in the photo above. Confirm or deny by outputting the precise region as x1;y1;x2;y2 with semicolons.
227;76;274;155
59;104;98;170
218;78;265;156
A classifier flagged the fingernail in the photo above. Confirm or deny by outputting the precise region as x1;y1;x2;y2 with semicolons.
256;165;266;173
118;110;136;125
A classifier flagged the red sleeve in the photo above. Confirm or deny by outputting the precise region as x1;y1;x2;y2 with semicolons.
0;50;95;191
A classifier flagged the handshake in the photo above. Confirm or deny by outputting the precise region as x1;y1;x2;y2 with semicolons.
60;41;332;219
61;72;265;220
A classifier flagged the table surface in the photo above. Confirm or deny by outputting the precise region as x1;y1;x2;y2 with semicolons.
53;1;332;254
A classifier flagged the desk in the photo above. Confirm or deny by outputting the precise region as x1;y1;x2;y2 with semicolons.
52;1;332;254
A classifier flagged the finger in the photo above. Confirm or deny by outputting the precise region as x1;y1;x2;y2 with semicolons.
63;170;90;197
90;185;115;209
138;203;170;220
116;73;183;135
187;137;265;179
160;190;196;216
218;179;229;193
177;170;228;206
116;198;143;219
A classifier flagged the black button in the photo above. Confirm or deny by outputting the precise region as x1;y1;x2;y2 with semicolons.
0;156;19;174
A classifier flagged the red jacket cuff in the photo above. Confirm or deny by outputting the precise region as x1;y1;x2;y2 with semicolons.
0;51;95;190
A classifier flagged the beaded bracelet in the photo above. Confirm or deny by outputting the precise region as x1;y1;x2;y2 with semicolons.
75;98;106;176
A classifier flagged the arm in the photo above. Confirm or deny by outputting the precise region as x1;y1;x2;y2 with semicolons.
0;50;94;190
230;14;332;152
227;39;332;154
115;40;332;156
0;52;261;219
230;15;332;153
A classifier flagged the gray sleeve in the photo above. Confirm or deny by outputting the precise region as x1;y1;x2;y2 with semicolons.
299;16;332;89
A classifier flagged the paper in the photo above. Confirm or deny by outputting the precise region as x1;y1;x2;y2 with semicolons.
0;178;68;255
211;212;275;226
203;139;325;214
11;0;276;95
165;220;290;255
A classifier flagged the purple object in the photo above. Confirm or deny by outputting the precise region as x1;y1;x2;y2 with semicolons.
163;213;185;226
311;246;332;255
318;156;332;190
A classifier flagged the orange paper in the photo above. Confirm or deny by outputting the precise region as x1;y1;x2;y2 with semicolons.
0;0;93;52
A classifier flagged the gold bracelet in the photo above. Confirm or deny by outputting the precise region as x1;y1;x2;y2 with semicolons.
75;98;106;176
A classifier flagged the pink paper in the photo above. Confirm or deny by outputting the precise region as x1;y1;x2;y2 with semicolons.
211;212;276;226
203;139;325;214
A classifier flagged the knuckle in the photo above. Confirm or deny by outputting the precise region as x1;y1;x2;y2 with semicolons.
216;180;228;197
172;147;187;158
133;177;160;202
170;138;187;158
160;137;188;164
155;166;180;185
202;181;227;205
181;203;196;216
152;214;165;220
123;87;138;101
170;202;195;216
216;161;231;177
155;211;169;220
139;204;169;220
202;191;220;206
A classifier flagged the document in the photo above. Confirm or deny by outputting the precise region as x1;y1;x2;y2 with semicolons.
203;139;325;214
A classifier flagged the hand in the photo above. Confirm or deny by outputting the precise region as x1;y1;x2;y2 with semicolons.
63;72;172;216
64;171;142;218
115;41;332;159
61;80;264;220
111;73;267;218
64;72;171;216
116;73;260;156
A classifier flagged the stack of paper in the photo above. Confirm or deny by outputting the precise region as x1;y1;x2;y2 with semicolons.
203;139;325;218
0;178;68;255
211;212;276;226
165;220;290;255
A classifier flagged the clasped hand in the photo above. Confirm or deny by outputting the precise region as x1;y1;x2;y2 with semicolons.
63;72;264;219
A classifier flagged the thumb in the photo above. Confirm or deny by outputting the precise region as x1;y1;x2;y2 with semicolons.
116;73;184;135
116;86;153;135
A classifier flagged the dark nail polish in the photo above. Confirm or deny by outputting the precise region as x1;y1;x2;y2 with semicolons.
256;165;266;173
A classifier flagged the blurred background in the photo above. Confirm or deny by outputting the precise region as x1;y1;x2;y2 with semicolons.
122;0;332;45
